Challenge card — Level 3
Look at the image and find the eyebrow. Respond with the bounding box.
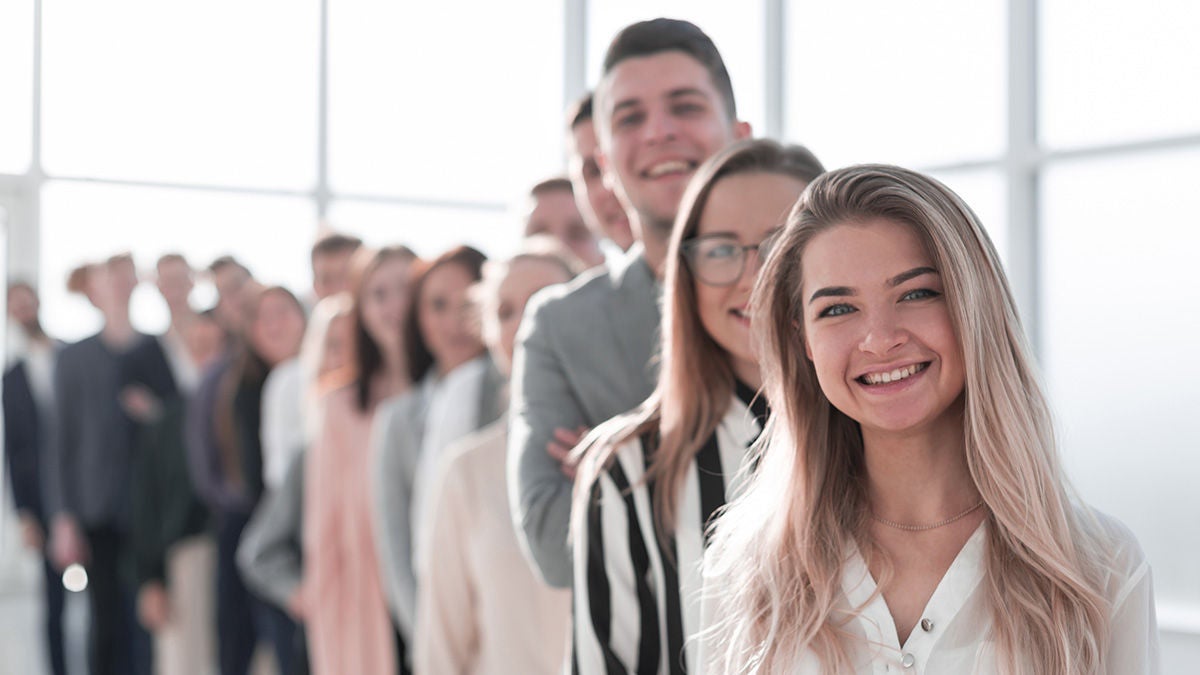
[807,267,939,305]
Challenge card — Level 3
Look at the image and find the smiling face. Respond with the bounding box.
[693,172,808,388]
[156,258,194,312]
[418,262,485,375]
[597,50,750,239]
[359,256,412,356]
[524,188,605,269]
[568,118,634,251]
[250,290,306,367]
[800,218,965,438]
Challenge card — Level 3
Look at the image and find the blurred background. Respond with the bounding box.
[0,0,1197,672]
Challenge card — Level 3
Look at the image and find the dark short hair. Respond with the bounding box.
[156,252,188,269]
[530,177,574,200]
[311,232,363,264]
[602,18,737,121]
[566,91,594,130]
[208,255,251,276]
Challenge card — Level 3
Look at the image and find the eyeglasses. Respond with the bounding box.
[680,230,781,287]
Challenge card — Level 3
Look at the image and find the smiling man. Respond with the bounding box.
[508,18,751,588]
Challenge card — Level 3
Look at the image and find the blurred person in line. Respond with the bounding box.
[309,231,363,305]
[238,293,355,675]
[700,165,1159,674]
[509,18,752,588]
[565,91,635,253]
[371,246,506,657]
[413,238,581,675]
[301,247,417,675]
[128,309,226,675]
[208,255,258,336]
[187,284,306,675]
[521,177,605,269]
[569,140,823,673]
[44,253,153,675]
[3,280,66,675]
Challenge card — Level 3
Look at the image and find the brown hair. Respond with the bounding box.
[404,246,487,383]
[347,246,419,412]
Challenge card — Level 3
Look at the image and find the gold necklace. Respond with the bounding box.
[871,501,985,532]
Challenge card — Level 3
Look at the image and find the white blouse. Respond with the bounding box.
[702,511,1159,674]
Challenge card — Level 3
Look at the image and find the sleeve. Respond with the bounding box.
[1106,559,1161,674]
[507,297,586,588]
[414,456,479,675]
[238,450,304,610]
[300,395,346,618]
[370,400,420,643]
[572,466,645,675]
[2,369,39,515]
[42,351,77,519]
[130,416,166,586]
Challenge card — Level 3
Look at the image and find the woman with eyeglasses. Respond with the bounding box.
[569,139,824,674]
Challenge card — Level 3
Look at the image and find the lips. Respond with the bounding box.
[642,159,697,179]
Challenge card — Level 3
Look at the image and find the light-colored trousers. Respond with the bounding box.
[155,535,217,675]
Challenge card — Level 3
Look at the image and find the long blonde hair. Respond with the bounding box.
[703,165,1112,674]
[571,139,824,542]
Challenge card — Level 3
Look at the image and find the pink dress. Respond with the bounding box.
[302,386,397,675]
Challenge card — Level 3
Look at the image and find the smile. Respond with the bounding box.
[857,362,929,386]
[643,159,695,178]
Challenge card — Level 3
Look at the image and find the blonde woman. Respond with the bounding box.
[414,239,581,675]
[701,165,1159,674]
[570,139,824,674]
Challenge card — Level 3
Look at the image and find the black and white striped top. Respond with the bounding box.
[572,384,767,674]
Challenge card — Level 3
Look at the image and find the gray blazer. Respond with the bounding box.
[506,246,661,588]
[236,450,304,610]
[371,356,507,644]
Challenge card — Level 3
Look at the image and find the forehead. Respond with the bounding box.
[423,262,474,293]
[531,189,577,214]
[802,218,931,286]
[697,172,807,238]
[602,50,719,112]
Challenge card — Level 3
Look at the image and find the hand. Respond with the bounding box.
[138,582,170,631]
[120,385,162,423]
[17,513,44,552]
[50,515,88,570]
[546,426,589,480]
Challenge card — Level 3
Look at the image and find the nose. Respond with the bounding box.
[859,307,908,356]
[641,106,679,145]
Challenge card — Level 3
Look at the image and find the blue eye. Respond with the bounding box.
[901,288,940,301]
[818,304,854,318]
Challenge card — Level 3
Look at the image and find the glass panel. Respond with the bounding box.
[329,0,563,204]
[785,0,1005,168]
[925,168,1008,271]
[41,0,319,189]
[0,0,33,174]
[585,1,766,134]
[1041,149,1200,612]
[1041,0,1200,148]
[40,181,315,341]
[327,200,517,261]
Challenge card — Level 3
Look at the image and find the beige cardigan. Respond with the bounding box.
[415,419,570,675]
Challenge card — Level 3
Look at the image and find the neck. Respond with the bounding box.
[862,405,978,524]
[633,213,673,279]
[437,351,483,378]
[732,361,762,391]
[168,307,197,335]
[101,307,136,347]
[379,342,408,385]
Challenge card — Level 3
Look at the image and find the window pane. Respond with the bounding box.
[327,200,517,261]
[0,0,33,174]
[329,1,563,204]
[785,0,1005,168]
[1041,149,1200,613]
[42,1,319,189]
[1041,0,1200,148]
[41,181,315,341]
[925,168,1008,270]
[585,1,766,134]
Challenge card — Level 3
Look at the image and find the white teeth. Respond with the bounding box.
[646,160,691,178]
[862,363,926,385]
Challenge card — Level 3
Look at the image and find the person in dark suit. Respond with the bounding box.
[3,281,66,675]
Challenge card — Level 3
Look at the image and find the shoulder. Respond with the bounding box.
[525,265,616,325]
[1076,506,1150,602]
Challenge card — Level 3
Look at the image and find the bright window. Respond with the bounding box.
[0,0,34,174]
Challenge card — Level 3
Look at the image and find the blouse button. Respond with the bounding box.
[920,618,934,632]
[901,652,915,669]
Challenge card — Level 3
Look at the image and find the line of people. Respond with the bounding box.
[5,16,1158,675]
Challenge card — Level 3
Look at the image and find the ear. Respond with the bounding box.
[734,120,752,141]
